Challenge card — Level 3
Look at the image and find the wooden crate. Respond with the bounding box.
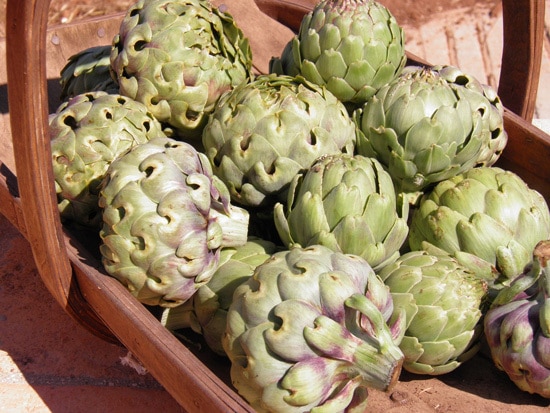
[0,0,549,411]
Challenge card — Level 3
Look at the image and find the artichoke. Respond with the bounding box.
[110,0,253,139]
[270,0,406,107]
[409,167,550,283]
[162,237,278,355]
[353,65,508,193]
[223,245,405,412]
[484,240,550,398]
[99,136,249,307]
[59,45,119,101]
[202,74,357,208]
[51,91,166,229]
[274,153,409,271]
[378,250,488,375]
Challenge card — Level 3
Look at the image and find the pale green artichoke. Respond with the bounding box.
[223,245,405,412]
[354,65,507,193]
[59,45,118,101]
[378,250,488,375]
[99,136,249,307]
[484,240,550,398]
[202,74,356,208]
[161,237,278,355]
[110,0,253,139]
[270,0,406,107]
[51,91,166,229]
[274,153,409,271]
[409,167,550,283]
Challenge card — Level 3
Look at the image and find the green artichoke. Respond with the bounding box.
[353,65,508,193]
[99,136,249,307]
[202,74,356,208]
[59,45,119,101]
[274,153,409,271]
[223,245,405,412]
[110,0,253,139]
[162,237,278,355]
[270,0,406,107]
[409,167,550,283]
[378,250,488,375]
[51,91,166,229]
[484,240,550,398]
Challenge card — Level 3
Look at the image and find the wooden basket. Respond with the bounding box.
[0,0,549,411]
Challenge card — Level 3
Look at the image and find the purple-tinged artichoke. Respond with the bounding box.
[99,136,249,307]
[222,245,405,412]
[484,240,550,398]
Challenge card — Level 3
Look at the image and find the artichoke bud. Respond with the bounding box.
[484,240,550,398]
[99,137,249,307]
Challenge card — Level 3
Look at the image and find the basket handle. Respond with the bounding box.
[6,0,117,342]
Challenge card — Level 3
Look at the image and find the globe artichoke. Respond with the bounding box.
[202,74,357,208]
[99,136,249,307]
[378,250,488,375]
[408,167,550,283]
[270,0,406,107]
[110,0,253,139]
[223,245,405,412]
[484,240,550,398]
[162,237,278,355]
[353,65,508,193]
[274,153,409,271]
[51,91,166,229]
[59,45,118,101]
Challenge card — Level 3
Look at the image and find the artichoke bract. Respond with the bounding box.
[162,237,278,356]
[202,74,357,208]
[110,0,253,139]
[223,245,405,412]
[409,167,550,283]
[378,250,488,375]
[270,0,406,107]
[484,240,550,398]
[274,153,409,271]
[59,45,119,101]
[99,136,249,307]
[51,91,166,229]
[354,65,507,193]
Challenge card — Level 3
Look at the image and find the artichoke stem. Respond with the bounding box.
[304,294,404,392]
[211,205,249,248]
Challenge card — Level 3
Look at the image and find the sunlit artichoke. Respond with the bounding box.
[59,45,118,101]
[110,0,253,139]
[484,240,550,398]
[202,74,356,208]
[378,250,488,375]
[51,91,166,229]
[162,237,278,355]
[270,0,406,107]
[99,136,249,307]
[353,65,507,193]
[223,245,405,412]
[274,153,409,271]
[409,167,550,283]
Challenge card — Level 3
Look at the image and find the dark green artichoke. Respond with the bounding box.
[99,136,249,307]
[274,153,409,271]
[484,240,550,398]
[110,0,253,139]
[270,0,406,107]
[354,65,507,193]
[50,91,166,229]
[202,74,356,208]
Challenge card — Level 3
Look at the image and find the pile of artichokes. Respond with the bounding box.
[49,0,550,410]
